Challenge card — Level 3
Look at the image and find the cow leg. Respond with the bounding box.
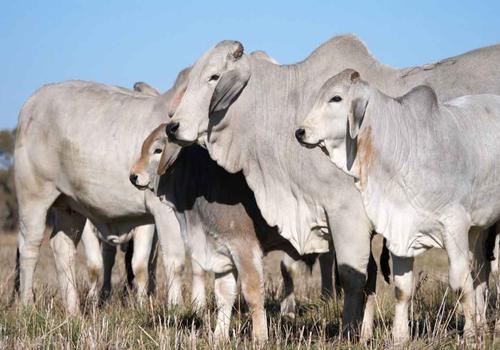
[49,208,85,315]
[100,241,117,301]
[147,232,158,296]
[442,214,477,337]
[232,244,268,342]
[319,251,335,298]
[469,230,489,328]
[361,248,378,343]
[328,210,372,339]
[280,252,300,318]
[492,232,500,332]
[151,206,185,306]
[124,240,135,291]
[213,270,237,340]
[131,224,155,305]
[16,186,59,306]
[191,258,206,311]
[80,221,103,301]
[391,254,414,344]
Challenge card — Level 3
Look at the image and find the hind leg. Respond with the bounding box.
[469,230,489,328]
[280,252,300,318]
[49,208,85,314]
[232,243,268,342]
[81,221,103,301]
[442,213,477,336]
[16,184,59,306]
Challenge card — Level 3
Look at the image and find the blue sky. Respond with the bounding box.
[1,0,499,129]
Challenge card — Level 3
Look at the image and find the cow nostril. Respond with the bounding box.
[295,128,306,141]
[129,174,138,184]
[166,122,180,137]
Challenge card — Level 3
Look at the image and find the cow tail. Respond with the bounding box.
[380,238,391,284]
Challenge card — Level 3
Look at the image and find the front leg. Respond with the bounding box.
[213,271,237,340]
[131,224,156,304]
[391,254,414,344]
[328,207,373,340]
[151,206,185,306]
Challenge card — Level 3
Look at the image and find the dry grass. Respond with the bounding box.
[0,232,499,349]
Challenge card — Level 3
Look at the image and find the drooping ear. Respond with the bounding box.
[347,97,368,139]
[345,96,368,171]
[345,118,358,171]
[209,58,251,113]
[157,141,182,175]
[168,85,187,117]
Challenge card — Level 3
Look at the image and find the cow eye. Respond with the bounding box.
[153,148,162,154]
[329,95,342,103]
[209,74,220,82]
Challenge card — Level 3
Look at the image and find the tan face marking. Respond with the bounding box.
[131,123,166,174]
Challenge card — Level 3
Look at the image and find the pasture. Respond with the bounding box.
[1,231,497,349]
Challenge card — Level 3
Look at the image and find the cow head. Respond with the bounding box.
[295,69,370,171]
[129,124,181,191]
[166,40,251,144]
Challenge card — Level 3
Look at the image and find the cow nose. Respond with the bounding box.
[295,128,305,142]
[129,174,138,185]
[166,122,179,138]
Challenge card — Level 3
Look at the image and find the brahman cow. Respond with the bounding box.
[14,68,207,314]
[296,68,500,339]
[130,124,329,341]
[164,35,500,340]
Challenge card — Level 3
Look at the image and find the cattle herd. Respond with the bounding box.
[12,34,500,344]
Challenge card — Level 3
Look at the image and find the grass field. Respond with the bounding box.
[0,231,498,349]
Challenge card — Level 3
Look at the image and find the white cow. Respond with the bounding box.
[14,68,207,314]
[296,68,500,341]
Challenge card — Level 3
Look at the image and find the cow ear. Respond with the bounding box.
[157,141,182,175]
[345,97,368,171]
[345,119,358,171]
[347,97,368,139]
[209,60,251,113]
[168,84,187,118]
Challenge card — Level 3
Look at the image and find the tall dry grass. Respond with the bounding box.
[0,233,498,349]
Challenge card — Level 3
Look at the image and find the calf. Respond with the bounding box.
[296,68,500,341]
[130,124,315,342]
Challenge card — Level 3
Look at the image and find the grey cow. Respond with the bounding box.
[14,68,208,313]
[164,35,500,340]
[296,68,500,340]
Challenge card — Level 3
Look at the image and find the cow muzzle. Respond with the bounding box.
[166,122,179,138]
[129,172,150,190]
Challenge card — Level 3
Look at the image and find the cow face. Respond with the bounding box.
[166,40,251,144]
[296,69,369,170]
[130,124,168,191]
